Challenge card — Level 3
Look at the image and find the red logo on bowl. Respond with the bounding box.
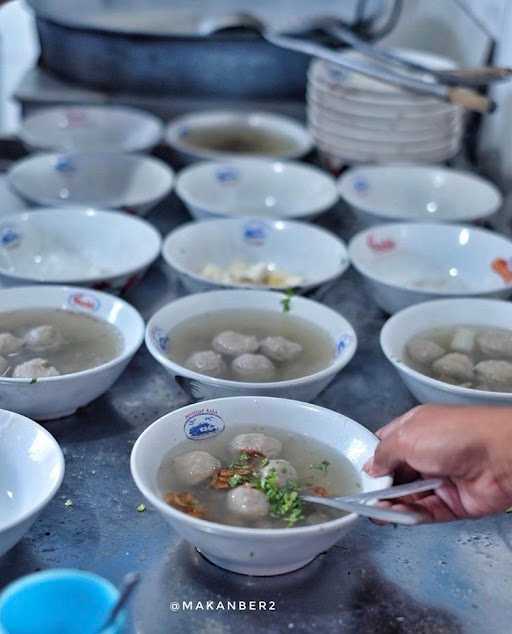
[492,257,512,284]
[367,234,396,253]
[68,292,100,312]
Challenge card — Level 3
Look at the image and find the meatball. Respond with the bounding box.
[185,350,227,378]
[212,331,259,357]
[230,433,282,458]
[406,337,445,366]
[432,353,474,384]
[231,354,275,381]
[24,325,63,352]
[260,459,298,487]
[0,355,7,375]
[13,358,60,379]
[227,485,269,519]
[172,451,221,486]
[475,360,512,391]
[259,336,303,363]
[0,332,23,356]
[450,328,476,354]
[477,329,512,358]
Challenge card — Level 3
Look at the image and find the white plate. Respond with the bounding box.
[339,165,502,226]
[0,208,161,292]
[18,105,163,153]
[8,152,174,217]
[0,409,64,556]
[381,298,512,405]
[162,218,349,293]
[165,110,312,163]
[349,223,512,314]
[175,158,338,221]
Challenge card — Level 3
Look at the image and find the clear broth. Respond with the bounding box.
[166,309,335,382]
[0,308,123,377]
[182,125,298,156]
[158,425,362,529]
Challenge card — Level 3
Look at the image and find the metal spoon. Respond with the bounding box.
[201,12,494,113]
[97,572,140,633]
[301,478,443,526]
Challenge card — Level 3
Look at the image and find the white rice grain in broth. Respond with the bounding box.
[158,425,362,529]
[166,309,334,382]
[0,309,123,377]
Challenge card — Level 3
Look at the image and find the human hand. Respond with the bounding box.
[364,404,512,523]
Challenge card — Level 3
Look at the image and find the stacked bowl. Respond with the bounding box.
[307,49,464,170]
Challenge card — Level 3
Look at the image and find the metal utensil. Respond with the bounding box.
[301,478,443,526]
[97,572,140,633]
[202,12,495,113]
[324,21,512,87]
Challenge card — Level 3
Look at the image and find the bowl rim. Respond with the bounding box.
[0,208,162,284]
[0,285,145,384]
[348,222,512,296]
[174,158,339,218]
[165,110,313,161]
[161,217,349,291]
[380,297,512,400]
[7,152,175,209]
[18,104,164,153]
[0,409,65,535]
[338,165,502,222]
[130,396,391,538]
[145,289,358,389]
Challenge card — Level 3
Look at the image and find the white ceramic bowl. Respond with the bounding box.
[339,165,502,226]
[0,409,64,556]
[0,286,144,420]
[175,159,338,221]
[348,223,512,314]
[131,396,390,576]
[0,208,161,293]
[18,105,163,153]
[8,153,174,216]
[146,289,357,401]
[162,218,349,293]
[165,110,312,163]
[381,298,512,405]
[0,176,28,217]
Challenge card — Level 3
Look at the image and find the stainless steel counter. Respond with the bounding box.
[0,173,511,634]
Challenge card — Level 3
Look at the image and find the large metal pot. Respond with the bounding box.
[27,0,394,99]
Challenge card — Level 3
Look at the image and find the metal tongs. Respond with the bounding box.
[202,12,505,114]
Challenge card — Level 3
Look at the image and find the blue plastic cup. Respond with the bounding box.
[0,569,126,634]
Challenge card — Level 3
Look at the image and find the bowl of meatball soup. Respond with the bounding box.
[381,298,512,405]
[130,396,391,575]
[145,289,357,401]
[0,286,144,419]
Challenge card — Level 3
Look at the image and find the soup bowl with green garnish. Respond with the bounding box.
[131,396,390,576]
[145,289,357,402]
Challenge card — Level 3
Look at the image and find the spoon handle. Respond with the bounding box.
[301,495,422,525]
[341,478,443,504]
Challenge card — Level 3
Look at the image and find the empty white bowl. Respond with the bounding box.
[0,286,144,420]
[175,159,338,221]
[0,409,64,556]
[381,298,512,405]
[348,223,512,314]
[146,289,357,402]
[0,208,161,293]
[131,396,390,576]
[162,218,349,293]
[165,110,312,163]
[0,176,28,217]
[8,153,174,217]
[339,165,502,226]
[18,105,163,153]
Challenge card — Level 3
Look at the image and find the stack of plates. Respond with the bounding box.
[307,49,465,169]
